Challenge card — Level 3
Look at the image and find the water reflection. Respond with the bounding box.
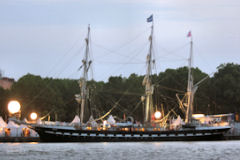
[0,141,239,160]
[29,142,38,144]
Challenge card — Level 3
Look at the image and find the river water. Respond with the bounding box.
[0,141,239,160]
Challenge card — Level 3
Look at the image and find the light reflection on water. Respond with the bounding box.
[0,141,240,160]
[28,142,38,145]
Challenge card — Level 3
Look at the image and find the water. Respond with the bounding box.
[0,141,240,160]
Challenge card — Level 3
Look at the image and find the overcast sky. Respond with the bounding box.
[0,0,239,81]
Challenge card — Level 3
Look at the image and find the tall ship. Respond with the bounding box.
[17,15,231,142]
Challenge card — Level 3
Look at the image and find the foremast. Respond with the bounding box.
[143,15,154,125]
[77,25,92,124]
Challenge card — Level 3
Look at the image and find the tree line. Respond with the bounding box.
[0,63,239,122]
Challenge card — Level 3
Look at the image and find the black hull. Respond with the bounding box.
[38,132,225,142]
[33,126,230,142]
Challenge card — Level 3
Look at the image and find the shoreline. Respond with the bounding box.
[0,136,240,143]
[0,137,40,143]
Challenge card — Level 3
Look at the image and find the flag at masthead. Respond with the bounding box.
[147,14,153,23]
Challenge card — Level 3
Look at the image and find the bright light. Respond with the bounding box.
[192,114,205,119]
[103,120,107,128]
[30,112,38,120]
[154,111,161,119]
[8,100,21,114]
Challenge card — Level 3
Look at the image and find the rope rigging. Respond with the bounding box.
[24,23,214,125]
[92,26,149,61]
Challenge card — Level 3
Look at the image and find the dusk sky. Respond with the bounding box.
[0,0,239,81]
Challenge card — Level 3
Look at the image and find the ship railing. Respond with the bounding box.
[197,122,230,127]
[40,121,73,126]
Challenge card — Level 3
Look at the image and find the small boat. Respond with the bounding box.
[23,16,231,142]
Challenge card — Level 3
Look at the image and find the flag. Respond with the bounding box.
[147,14,153,22]
[187,31,192,37]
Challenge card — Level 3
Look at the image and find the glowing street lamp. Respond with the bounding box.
[154,111,161,119]
[8,100,21,119]
[8,100,21,114]
[30,112,38,120]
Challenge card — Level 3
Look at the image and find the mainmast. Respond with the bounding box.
[143,15,154,124]
[78,25,92,124]
[185,32,194,124]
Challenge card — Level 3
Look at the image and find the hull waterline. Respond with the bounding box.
[33,126,231,142]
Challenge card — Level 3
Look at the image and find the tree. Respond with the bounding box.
[1,63,239,122]
[210,63,240,113]
[0,87,9,120]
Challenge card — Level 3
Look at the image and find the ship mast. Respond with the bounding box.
[79,25,92,124]
[143,15,154,125]
[185,33,194,124]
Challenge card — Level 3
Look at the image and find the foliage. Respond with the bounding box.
[0,63,239,122]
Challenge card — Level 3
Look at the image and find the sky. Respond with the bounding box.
[0,0,239,81]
